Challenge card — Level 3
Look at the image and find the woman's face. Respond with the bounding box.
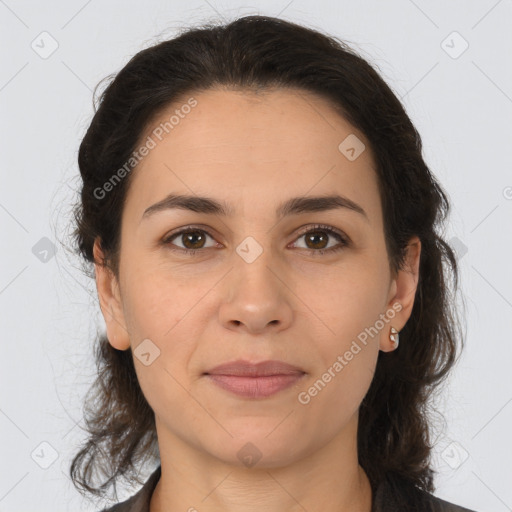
[95,87,420,468]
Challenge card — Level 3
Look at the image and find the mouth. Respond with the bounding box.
[203,359,306,399]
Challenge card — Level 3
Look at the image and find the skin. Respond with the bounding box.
[94,87,421,512]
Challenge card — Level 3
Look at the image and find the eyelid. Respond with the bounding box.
[288,223,350,252]
[293,223,348,242]
[162,224,219,246]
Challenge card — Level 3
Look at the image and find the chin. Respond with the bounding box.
[205,427,308,469]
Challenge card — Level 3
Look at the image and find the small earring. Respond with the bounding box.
[389,326,399,349]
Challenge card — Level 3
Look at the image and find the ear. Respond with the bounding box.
[93,237,131,351]
[380,236,421,353]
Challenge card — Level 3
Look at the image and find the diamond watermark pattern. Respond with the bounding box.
[338,134,366,161]
[441,441,469,469]
[30,441,59,469]
[448,236,468,260]
[32,237,57,263]
[441,31,469,59]
[237,442,263,468]
[236,236,263,263]
[134,338,161,366]
[30,31,59,59]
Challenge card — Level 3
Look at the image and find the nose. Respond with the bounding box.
[218,252,294,335]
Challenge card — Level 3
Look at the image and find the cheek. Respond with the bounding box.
[296,257,389,345]
[296,269,382,423]
[121,264,209,383]
[295,255,388,415]
[294,335,378,448]
[121,262,198,340]
[124,269,204,419]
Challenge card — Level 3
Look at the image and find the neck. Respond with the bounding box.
[149,416,372,512]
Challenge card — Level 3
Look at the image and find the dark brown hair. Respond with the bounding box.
[69,14,463,502]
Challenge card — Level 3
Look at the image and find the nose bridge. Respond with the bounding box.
[218,232,293,332]
[232,233,280,300]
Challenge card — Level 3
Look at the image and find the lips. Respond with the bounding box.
[204,359,305,377]
[203,360,306,399]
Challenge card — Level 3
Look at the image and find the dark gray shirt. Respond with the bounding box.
[100,466,477,512]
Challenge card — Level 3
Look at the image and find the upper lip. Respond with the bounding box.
[204,359,305,377]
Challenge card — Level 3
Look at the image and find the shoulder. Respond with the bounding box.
[98,466,161,512]
[373,472,478,512]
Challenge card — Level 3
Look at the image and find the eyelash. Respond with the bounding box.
[162,224,350,257]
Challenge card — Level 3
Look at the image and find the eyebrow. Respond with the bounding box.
[141,193,369,222]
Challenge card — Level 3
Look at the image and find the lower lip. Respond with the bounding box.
[205,373,305,399]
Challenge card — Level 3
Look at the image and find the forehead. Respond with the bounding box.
[124,87,381,225]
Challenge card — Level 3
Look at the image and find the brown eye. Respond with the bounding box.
[291,224,349,255]
[163,228,217,253]
[303,230,329,250]
[180,230,208,249]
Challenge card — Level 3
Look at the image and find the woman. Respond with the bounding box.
[69,14,476,512]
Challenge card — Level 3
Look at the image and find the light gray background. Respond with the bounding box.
[1,1,511,511]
